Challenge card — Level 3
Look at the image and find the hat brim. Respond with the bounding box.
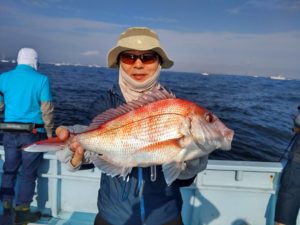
[107,46,174,69]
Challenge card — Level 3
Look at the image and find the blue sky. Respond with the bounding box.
[0,0,300,78]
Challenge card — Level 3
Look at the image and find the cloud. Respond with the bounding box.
[0,3,123,33]
[253,0,300,11]
[21,0,63,7]
[134,16,177,24]
[1,2,300,78]
[157,29,300,77]
[0,3,125,63]
[82,50,100,56]
[228,0,300,14]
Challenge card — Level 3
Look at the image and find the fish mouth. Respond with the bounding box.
[220,129,234,150]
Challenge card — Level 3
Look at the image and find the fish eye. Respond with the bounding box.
[204,112,214,123]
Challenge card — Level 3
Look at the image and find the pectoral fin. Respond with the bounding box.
[92,155,132,178]
[162,162,186,186]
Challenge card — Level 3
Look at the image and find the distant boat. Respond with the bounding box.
[54,62,70,66]
[201,72,209,76]
[88,64,101,68]
[0,59,9,63]
[270,75,286,80]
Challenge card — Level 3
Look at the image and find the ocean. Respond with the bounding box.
[0,62,299,162]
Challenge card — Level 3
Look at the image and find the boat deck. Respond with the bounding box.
[0,211,95,225]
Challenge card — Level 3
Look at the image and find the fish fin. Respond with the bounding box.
[162,162,186,186]
[23,137,65,152]
[92,155,132,178]
[87,87,175,130]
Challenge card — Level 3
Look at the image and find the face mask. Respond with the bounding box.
[119,65,161,102]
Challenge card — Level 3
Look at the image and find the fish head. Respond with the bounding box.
[190,111,234,153]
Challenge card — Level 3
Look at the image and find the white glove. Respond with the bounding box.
[55,124,96,171]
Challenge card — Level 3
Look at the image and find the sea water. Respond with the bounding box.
[0,62,299,162]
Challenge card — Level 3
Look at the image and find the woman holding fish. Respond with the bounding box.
[52,27,233,225]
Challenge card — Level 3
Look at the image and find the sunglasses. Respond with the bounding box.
[119,52,158,65]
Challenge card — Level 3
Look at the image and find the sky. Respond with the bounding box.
[0,0,300,79]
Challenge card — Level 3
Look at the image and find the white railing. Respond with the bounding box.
[0,147,285,225]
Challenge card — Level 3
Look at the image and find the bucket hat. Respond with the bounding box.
[107,27,173,68]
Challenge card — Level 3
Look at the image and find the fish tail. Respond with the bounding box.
[23,137,66,152]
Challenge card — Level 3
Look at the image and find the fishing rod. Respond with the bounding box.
[279,133,297,162]
[279,107,300,162]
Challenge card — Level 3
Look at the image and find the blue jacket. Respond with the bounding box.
[85,85,196,225]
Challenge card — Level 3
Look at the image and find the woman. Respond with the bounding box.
[56,27,208,225]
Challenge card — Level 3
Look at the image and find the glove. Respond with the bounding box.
[177,155,208,180]
[56,124,95,171]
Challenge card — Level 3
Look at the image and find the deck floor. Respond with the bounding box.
[0,211,96,225]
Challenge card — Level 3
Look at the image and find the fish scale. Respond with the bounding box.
[78,113,186,158]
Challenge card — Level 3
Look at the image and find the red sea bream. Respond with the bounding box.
[25,88,234,184]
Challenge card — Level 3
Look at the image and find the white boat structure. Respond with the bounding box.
[270,75,286,80]
[201,72,209,76]
[0,147,300,225]
[54,62,71,67]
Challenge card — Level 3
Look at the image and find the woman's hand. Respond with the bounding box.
[56,126,85,167]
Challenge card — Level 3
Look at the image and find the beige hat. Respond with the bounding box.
[107,27,174,68]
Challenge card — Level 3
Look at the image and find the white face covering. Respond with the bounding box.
[119,65,161,102]
[17,48,38,70]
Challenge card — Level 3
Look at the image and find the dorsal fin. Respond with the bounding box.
[87,87,175,130]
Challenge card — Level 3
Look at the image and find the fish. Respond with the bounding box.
[24,88,234,185]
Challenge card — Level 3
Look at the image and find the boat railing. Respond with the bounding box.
[0,146,290,225]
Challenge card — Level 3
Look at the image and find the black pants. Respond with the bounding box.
[94,213,183,225]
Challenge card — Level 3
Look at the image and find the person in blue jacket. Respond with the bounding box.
[275,106,300,225]
[56,27,208,225]
[0,48,54,224]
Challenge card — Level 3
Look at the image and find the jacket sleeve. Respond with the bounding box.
[41,101,54,137]
[0,93,4,119]
[0,100,4,115]
[0,102,4,121]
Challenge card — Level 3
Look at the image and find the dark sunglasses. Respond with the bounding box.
[119,52,158,65]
